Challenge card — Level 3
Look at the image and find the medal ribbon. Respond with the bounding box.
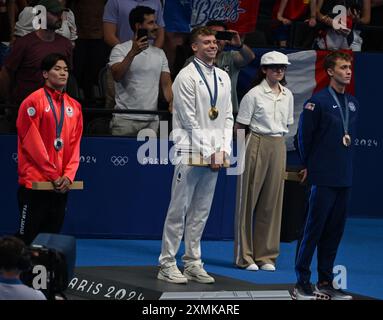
[328,86,349,135]
[45,89,65,140]
[193,59,218,109]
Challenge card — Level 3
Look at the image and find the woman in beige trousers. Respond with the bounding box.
[234,51,294,272]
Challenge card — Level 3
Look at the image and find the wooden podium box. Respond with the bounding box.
[32,181,84,190]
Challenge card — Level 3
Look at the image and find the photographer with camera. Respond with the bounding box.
[314,0,371,51]
[0,236,46,300]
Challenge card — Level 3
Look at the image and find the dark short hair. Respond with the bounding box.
[190,26,216,44]
[41,53,69,72]
[324,51,353,71]
[129,6,156,33]
[206,20,227,30]
[0,236,28,272]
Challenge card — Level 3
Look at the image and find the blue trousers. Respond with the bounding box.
[295,185,351,284]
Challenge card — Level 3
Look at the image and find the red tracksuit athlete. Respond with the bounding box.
[17,86,82,188]
[16,53,83,244]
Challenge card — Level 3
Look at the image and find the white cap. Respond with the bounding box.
[260,51,290,65]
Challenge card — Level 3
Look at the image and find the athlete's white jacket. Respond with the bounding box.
[171,58,234,159]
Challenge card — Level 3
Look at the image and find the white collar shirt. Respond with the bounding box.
[237,79,294,136]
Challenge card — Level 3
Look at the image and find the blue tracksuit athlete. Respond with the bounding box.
[295,86,359,285]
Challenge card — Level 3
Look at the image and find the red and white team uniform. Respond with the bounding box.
[17,86,83,188]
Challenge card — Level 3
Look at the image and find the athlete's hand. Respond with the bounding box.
[209,151,226,171]
[54,176,71,193]
[299,169,307,184]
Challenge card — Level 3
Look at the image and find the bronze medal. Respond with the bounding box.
[208,107,219,120]
[343,134,351,147]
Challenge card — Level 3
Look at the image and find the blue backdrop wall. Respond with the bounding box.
[1,50,382,239]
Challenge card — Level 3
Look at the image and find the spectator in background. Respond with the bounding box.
[14,0,77,45]
[0,0,27,65]
[0,0,73,105]
[315,0,371,51]
[163,32,190,79]
[0,0,15,67]
[272,0,317,48]
[0,0,25,132]
[109,6,172,137]
[184,20,255,113]
[0,236,46,300]
[72,0,109,101]
[57,0,76,43]
[103,0,165,48]
[103,0,165,109]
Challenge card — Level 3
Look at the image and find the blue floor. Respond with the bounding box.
[76,218,383,300]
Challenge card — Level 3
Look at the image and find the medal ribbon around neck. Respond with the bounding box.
[328,86,350,146]
[44,89,65,148]
[193,59,218,120]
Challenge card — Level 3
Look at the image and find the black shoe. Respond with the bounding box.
[314,283,353,300]
[291,283,317,300]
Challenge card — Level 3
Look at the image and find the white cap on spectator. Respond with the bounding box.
[260,51,290,65]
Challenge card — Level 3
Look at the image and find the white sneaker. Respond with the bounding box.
[184,263,215,284]
[245,264,259,271]
[260,263,276,271]
[157,265,188,284]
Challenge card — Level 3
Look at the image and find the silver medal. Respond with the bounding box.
[54,138,64,151]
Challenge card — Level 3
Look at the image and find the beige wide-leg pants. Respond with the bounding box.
[234,132,286,268]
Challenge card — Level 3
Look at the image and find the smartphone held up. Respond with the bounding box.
[215,31,235,41]
[137,28,148,40]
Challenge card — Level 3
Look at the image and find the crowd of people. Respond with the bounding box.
[0,0,364,301]
[0,0,381,134]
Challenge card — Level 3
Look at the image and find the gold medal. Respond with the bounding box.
[208,107,219,120]
[343,134,351,147]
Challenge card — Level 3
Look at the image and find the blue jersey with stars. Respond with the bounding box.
[297,87,359,187]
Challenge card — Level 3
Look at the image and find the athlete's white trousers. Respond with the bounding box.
[159,163,218,267]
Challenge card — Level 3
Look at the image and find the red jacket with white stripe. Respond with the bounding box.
[16,86,83,188]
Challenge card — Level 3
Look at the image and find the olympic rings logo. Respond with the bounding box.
[12,153,18,163]
[111,156,129,166]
